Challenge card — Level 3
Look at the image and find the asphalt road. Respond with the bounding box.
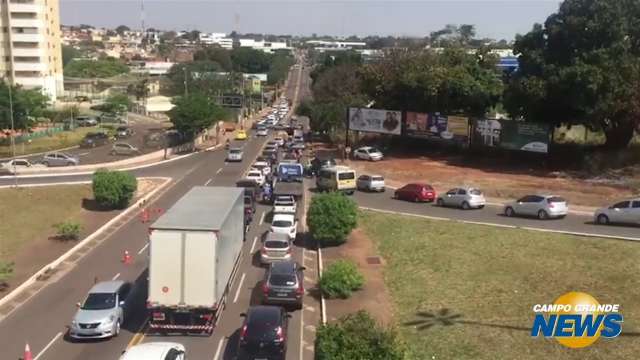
[0,61,317,360]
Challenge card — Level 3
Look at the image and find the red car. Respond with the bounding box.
[394,183,436,202]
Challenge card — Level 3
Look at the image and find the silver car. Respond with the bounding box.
[594,198,640,225]
[110,143,140,156]
[42,152,79,167]
[356,174,385,192]
[437,187,486,209]
[260,232,292,264]
[69,281,132,339]
[353,146,383,161]
[226,148,243,162]
[504,195,568,220]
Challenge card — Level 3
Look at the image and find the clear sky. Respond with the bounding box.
[61,1,561,40]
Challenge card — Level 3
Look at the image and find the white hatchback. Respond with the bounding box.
[246,169,265,186]
[594,198,640,225]
[119,342,185,360]
[271,213,298,241]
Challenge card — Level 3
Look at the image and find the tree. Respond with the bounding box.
[267,53,295,85]
[307,192,358,246]
[230,48,272,73]
[505,0,640,148]
[92,170,138,209]
[194,46,233,71]
[128,79,150,101]
[360,48,502,116]
[315,311,405,360]
[64,58,130,78]
[115,25,130,35]
[62,45,82,67]
[168,93,227,135]
[0,83,49,130]
[166,61,232,96]
[102,93,131,113]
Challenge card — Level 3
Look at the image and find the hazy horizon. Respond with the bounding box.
[61,1,561,40]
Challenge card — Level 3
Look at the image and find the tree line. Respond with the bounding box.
[300,0,640,149]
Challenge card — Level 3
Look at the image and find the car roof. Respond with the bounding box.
[247,305,282,325]
[265,231,290,242]
[247,170,262,175]
[89,280,125,294]
[273,213,294,221]
[121,342,184,359]
[270,260,297,274]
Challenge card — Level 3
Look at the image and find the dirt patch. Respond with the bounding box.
[345,157,635,209]
[322,228,394,326]
[0,178,164,299]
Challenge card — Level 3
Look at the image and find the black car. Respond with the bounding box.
[115,126,134,138]
[262,148,278,162]
[237,179,261,201]
[238,306,289,360]
[80,132,110,148]
[262,261,305,310]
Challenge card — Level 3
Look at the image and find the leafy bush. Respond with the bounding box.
[307,192,357,246]
[0,261,14,284]
[53,221,82,240]
[92,170,138,209]
[319,260,364,299]
[315,310,405,360]
[64,58,129,78]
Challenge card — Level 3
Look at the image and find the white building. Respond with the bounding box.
[199,32,233,49]
[0,0,64,102]
[306,40,367,50]
[239,39,290,53]
[131,61,175,76]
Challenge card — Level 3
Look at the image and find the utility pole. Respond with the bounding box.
[183,66,188,97]
[8,82,17,187]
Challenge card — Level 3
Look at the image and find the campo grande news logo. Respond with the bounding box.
[530,292,623,348]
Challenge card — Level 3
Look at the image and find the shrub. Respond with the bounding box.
[0,261,14,284]
[307,192,357,246]
[92,169,138,209]
[319,260,364,299]
[315,310,405,360]
[53,220,82,240]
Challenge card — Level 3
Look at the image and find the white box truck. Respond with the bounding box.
[147,186,244,335]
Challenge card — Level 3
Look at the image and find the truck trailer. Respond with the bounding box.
[147,186,244,335]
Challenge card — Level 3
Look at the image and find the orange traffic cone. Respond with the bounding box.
[122,250,132,264]
[24,343,33,360]
[140,209,149,223]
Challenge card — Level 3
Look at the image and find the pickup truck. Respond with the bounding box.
[273,195,297,214]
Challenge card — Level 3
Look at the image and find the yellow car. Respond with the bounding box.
[235,129,248,140]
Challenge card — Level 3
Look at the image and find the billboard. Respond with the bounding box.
[348,108,402,135]
[405,112,469,143]
[473,119,550,153]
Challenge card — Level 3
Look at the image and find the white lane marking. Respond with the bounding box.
[204,178,213,186]
[259,212,265,225]
[78,152,90,156]
[34,332,62,360]
[138,242,149,255]
[216,167,223,174]
[112,273,120,280]
[250,236,258,254]
[213,338,225,360]
[233,273,246,303]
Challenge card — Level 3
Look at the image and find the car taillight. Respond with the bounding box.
[296,284,304,295]
[262,282,270,294]
[287,248,292,255]
[547,199,555,208]
[261,247,267,254]
[275,326,285,342]
[240,324,248,341]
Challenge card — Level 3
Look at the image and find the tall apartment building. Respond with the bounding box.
[0,0,63,102]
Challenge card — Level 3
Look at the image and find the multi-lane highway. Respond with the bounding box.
[0,60,318,360]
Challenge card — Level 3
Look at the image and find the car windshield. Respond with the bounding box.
[338,172,355,180]
[253,164,265,169]
[371,176,384,181]
[265,241,289,249]
[276,199,294,206]
[548,196,566,203]
[82,292,116,310]
[470,189,483,195]
[269,274,297,286]
[116,127,127,132]
[230,149,241,154]
[369,148,381,153]
[248,172,261,177]
[273,220,293,227]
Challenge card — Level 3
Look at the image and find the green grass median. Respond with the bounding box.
[0,127,99,158]
[358,210,640,359]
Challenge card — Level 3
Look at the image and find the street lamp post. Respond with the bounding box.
[7,83,17,188]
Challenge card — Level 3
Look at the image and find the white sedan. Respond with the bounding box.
[353,146,384,161]
[594,198,640,225]
[252,161,271,176]
[271,213,298,240]
[246,169,265,186]
[119,342,185,360]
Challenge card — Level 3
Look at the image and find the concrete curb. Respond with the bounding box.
[0,177,173,308]
[358,206,640,242]
[0,145,79,162]
[382,185,596,216]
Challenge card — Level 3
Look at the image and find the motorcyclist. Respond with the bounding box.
[225,138,230,150]
[263,182,272,203]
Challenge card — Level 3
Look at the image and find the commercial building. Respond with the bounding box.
[199,32,233,49]
[238,38,290,53]
[0,0,64,101]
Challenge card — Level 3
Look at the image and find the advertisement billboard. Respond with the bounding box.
[348,108,402,135]
[405,112,469,143]
[473,119,550,153]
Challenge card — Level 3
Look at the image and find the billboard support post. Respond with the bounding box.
[345,107,350,148]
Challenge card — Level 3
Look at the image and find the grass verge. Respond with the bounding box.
[358,210,640,360]
[0,185,92,260]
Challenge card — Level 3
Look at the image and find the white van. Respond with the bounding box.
[316,166,357,195]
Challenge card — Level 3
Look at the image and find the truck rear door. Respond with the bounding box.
[183,231,217,307]
[149,230,183,306]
